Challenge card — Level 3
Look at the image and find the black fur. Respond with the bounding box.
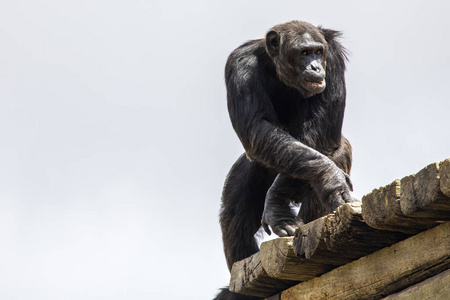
[215,21,352,300]
[214,288,262,300]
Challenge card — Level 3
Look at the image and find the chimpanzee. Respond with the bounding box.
[215,21,353,300]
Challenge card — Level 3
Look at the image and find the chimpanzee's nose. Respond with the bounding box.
[311,62,320,72]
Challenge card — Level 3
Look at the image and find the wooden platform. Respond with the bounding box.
[228,159,450,299]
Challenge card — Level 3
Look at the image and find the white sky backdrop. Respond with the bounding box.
[1,1,449,299]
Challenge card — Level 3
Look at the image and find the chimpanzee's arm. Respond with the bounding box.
[242,114,350,197]
[227,88,351,206]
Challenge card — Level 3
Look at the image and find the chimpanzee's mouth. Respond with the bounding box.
[304,79,326,93]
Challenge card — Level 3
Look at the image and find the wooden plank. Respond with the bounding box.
[439,159,450,197]
[362,160,450,234]
[230,159,450,298]
[260,222,336,282]
[230,203,407,297]
[361,179,401,229]
[381,268,450,300]
[361,179,433,233]
[261,202,407,281]
[400,162,450,218]
[229,251,297,298]
[320,202,407,258]
[280,222,450,300]
[263,202,406,281]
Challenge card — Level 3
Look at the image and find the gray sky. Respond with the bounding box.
[1,1,449,299]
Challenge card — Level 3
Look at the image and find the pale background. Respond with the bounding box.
[1,1,449,299]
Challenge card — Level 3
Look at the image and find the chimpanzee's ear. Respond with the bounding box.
[265,30,280,57]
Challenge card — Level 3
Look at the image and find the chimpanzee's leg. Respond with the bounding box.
[296,194,326,225]
[220,154,276,271]
[330,135,352,175]
[261,174,311,236]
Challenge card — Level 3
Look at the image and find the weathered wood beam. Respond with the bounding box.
[229,251,297,298]
[362,160,450,234]
[280,221,450,300]
[440,159,450,197]
[381,268,450,300]
[230,159,449,298]
[230,202,407,297]
[261,220,335,282]
[262,202,407,281]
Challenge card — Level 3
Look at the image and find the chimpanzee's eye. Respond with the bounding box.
[316,49,322,55]
[301,50,308,55]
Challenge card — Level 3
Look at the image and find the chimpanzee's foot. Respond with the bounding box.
[261,202,300,237]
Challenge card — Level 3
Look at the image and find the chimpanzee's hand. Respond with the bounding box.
[315,165,353,214]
